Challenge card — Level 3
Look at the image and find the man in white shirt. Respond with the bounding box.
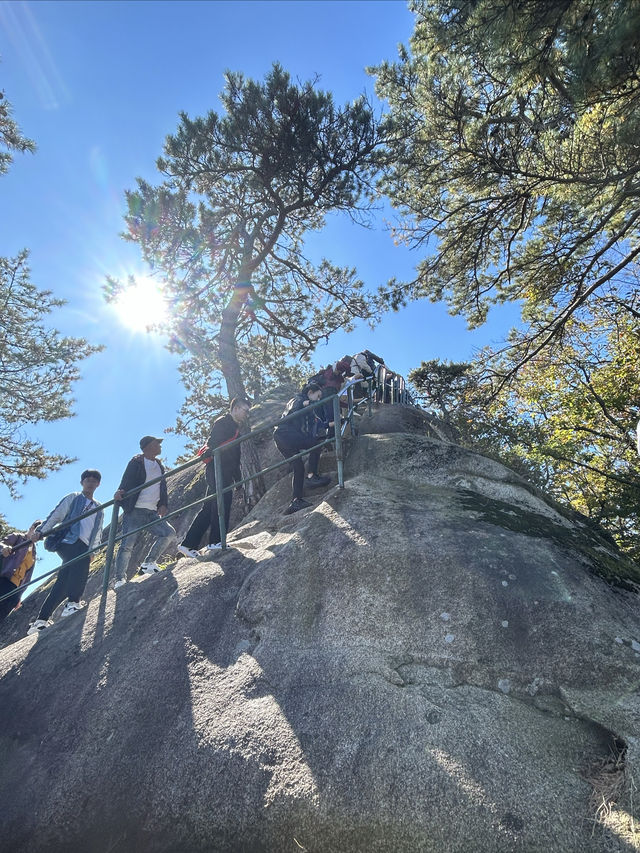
[112,436,176,587]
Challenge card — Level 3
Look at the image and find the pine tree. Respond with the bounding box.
[109,64,386,402]
[0,89,101,498]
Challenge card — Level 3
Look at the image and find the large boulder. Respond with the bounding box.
[0,404,638,852]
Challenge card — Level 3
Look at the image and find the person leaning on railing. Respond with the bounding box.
[348,350,385,400]
[0,520,42,624]
[177,397,251,558]
[273,383,331,516]
[305,357,353,432]
[27,469,104,636]
[111,435,177,588]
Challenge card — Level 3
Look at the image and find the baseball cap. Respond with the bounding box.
[140,435,163,450]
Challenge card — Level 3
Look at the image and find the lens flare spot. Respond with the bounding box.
[112,278,168,333]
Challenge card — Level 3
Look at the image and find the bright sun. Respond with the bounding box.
[113,278,168,332]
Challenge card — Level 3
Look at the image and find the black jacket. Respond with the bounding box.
[274,395,320,443]
[118,454,168,514]
[205,413,242,487]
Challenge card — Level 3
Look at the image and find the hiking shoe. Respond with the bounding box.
[177,545,200,559]
[138,562,161,575]
[200,543,222,554]
[27,619,52,636]
[113,579,127,589]
[61,600,85,617]
[306,474,330,488]
[284,498,312,515]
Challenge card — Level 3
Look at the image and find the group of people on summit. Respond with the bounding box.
[0,350,384,637]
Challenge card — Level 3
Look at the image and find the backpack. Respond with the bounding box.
[351,351,377,377]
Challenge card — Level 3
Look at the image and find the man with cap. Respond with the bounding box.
[112,435,176,587]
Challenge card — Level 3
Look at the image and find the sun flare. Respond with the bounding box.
[112,278,168,332]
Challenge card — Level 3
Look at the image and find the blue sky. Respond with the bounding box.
[0,0,520,586]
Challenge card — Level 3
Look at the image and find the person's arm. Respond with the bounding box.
[38,494,75,535]
[114,458,138,502]
[1,533,19,556]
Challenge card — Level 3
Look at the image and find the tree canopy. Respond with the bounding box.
[0,89,101,500]
[376,0,640,386]
[0,88,35,177]
[110,63,387,419]
[410,316,640,560]
[381,1,640,556]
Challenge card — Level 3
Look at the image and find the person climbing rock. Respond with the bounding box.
[27,469,104,635]
[112,435,176,586]
[177,397,251,557]
[273,383,331,515]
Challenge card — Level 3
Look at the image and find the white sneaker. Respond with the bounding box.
[113,579,126,589]
[61,600,85,617]
[138,562,161,575]
[199,543,223,554]
[27,619,52,636]
[177,545,200,559]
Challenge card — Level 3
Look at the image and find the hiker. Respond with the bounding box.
[273,383,331,516]
[349,349,385,381]
[177,397,251,558]
[305,357,354,430]
[349,350,385,396]
[112,435,177,587]
[0,520,42,623]
[27,469,104,636]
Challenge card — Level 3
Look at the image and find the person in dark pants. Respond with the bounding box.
[273,383,331,516]
[177,398,251,558]
[112,435,176,587]
[0,521,42,623]
[27,469,104,636]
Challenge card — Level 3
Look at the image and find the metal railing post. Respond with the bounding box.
[213,449,227,549]
[333,394,344,489]
[367,375,373,418]
[347,383,354,435]
[102,502,120,595]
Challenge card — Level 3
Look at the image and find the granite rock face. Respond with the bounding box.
[0,404,638,852]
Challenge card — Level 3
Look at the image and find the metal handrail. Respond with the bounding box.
[0,364,414,608]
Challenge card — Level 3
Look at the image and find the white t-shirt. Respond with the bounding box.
[135,458,162,511]
[78,498,98,545]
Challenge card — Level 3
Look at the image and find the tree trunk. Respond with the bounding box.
[219,289,246,400]
[240,437,266,511]
[219,276,267,507]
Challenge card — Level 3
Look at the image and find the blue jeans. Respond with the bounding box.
[114,508,176,581]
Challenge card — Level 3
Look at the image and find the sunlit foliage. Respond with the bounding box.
[110,63,387,415]
[0,90,101,499]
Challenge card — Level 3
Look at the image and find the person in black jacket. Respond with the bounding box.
[177,398,251,558]
[112,436,176,586]
[273,383,331,515]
